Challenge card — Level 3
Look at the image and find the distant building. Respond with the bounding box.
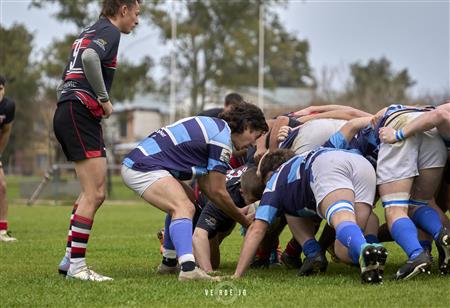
[105,93,170,162]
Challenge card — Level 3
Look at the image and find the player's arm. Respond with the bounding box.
[293,104,365,117]
[379,107,450,144]
[81,49,113,117]
[297,107,372,123]
[253,119,275,162]
[338,116,372,143]
[233,219,268,278]
[0,122,13,155]
[198,171,251,228]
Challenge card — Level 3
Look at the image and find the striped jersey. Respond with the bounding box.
[123,116,233,180]
[58,18,120,118]
[255,148,343,225]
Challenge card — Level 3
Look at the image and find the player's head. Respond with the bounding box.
[100,0,141,34]
[240,167,265,203]
[0,75,6,101]
[258,149,295,184]
[219,102,268,150]
[224,93,244,112]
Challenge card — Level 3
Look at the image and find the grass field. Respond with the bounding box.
[2,202,450,307]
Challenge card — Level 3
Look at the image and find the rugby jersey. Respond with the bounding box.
[255,148,346,225]
[123,116,233,180]
[58,18,120,118]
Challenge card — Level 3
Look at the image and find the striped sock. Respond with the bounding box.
[0,220,7,231]
[70,214,93,272]
[64,203,78,259]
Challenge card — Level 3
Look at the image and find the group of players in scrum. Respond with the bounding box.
[120,95,450,284]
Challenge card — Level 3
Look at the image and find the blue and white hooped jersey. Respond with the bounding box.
[255,147,344,225]
[323,126,379,168]
[123,116,233,180]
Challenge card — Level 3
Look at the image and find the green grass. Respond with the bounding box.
[1,203,450,307]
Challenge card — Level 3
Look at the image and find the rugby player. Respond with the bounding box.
[121,102,268,281]
[0,75,16,242]
[54,0,141,281]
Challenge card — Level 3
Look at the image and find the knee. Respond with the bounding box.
[193,228,208,242]
[170,201,195,219]
[86,189,106,207]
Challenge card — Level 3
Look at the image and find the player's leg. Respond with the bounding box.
[58,194,82,275]
[139,175,218,281]
[193,228,214,272]
[66,157,112,281]
[0,165,16,242]
[364,211,380,244]
[285,214,327,276]
[409,167,450,275]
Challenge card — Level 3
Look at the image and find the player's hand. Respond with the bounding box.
[100,100,114,119]
[370,114,381,128]
[277,125,291,142]
[239,205,250,215]
[379,127,398,144]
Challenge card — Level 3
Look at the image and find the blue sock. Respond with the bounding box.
[169,218,194,260]
[419,240,432,253]
[163,214,175,251]
[302,239,321,259]
[412,206,442,240]
[336,221,367,264]
[365,234,379,244]
[391,217,423,260]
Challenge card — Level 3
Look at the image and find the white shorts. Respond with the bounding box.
[376,112,447,185]
[292,119,346,155]
[121,165,172,196]
[310,151,376,218]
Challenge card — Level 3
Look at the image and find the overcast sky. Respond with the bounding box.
[1,0,449,97]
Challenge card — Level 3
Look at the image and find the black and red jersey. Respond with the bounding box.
[58,18,120,118]
[0,96,15,129]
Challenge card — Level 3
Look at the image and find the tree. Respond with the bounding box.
[147,0,313,114]
[0,24,41,172]
[343,57,415,113]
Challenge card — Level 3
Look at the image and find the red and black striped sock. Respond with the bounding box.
[64,203,78,258]
[0,220,7,231]
[70,214,93,272]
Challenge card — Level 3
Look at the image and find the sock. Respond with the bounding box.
[302,239,322,259]
[336,221,367,264]
[365,234,379,244]
[411,206,443,240]
[0,220,7,231]
[284,237,302,258]
[169,218,195,271]
[70,214,93,273]
[419,240,432,253]
[163,214,175,250]
[391,217,423,260]
[64,203,78,260]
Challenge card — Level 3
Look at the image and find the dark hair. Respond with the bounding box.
[259,149,295,183]
[224,93,243,107]
[241,167,265,200]
[100,0,141,18]
[219,102,268,134]
[0,75,6,86]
